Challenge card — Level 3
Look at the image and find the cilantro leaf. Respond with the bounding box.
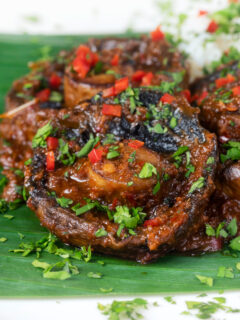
[32,122,53,148]
[139,163,157,179]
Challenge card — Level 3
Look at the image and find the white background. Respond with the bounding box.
[0,0,240,319]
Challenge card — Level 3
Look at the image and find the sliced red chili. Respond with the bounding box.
[72,56,90,79]
[232,86,240,96]
[102,86,115,98]
[198,10,208,16]
[114,77,129,95]
[88,148,103,164]
[49,74,61,89]
[151,26,165,41]
[160,93,175,104]
[206,20,218,33]
[46,151,55,171]
[132,70,146,82]
[102,104,122,117]
[111,54,119,66]
[215,74,236,88]
[197,91,208,105]
[36,88,51,102]
[143,218,161,227]
[141,72,153,86]
[47,137,59,151]
[181,89,191,103]
[128,140,144,149]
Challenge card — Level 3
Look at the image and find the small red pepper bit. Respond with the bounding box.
[160,93,175,104]
[151,26,165,41]
[215,74,236,88]
[114,77,129,95]
[102,86,115,98]
[72,56,90,79]
[232,86,240,96]
[49,74,61,89]
[73,45,99,78]
[47,137,59,151]
[111,54,119,66]
[206,20,218,33]
[128,140,144,149]
[88,148,103,164]
[198,10,208,16]
[181,89,191,103]
[36,88,51,102]
[102,104,122,117]
[143,218,161,227]
[132,70,146,82]
[197,91,208,105]
[46,151,55,171]
[141,72,153,86]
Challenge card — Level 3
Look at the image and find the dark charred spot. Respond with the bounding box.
[40,101,63,109]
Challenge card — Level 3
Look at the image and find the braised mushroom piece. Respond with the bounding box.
[24,87,217,263]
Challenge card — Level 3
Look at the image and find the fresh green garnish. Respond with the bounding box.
[206,157,215,165]
[164,296,176,304]
[32,122,53,148]
[220,141,240,163]
[150,123,168,134]
[98,298,148,320]
[169,117,177,129]
[87,272,102,279]
[153,180,161,195]
[196,275,213,287]
[72,202,96,216]
[107,146,120,159]
[58,138,75,166]
[50,91,62,102]
[0,237,7,243]
[229,236,240,251]
[95,228,108,238]
[99,288,113,293]
[188,177,205,194]
[102,134,116,145]
[24,158,32,166]
[128,151,136,163]
[113,206,146,234]
[56,197,73,208]
[139,163,157,179]
[76,134,99,158]
[217,266,234,279]
[32,258,79,280]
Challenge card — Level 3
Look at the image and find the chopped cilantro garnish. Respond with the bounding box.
[95,228,108,237]
[128,151,136,163]
[188,177,205,194]
[76,134,99,158]
[113,206,146,232]
[102,134,116,145]
[0,237,7,243]
[206,157,215,165]
[58,139,75,166]
[220,141,240,163]
[50,91,62,102]
[217,266,234,279]
[56,197,73,208]
[72,202,96,216]
[107,146,120,159]
[98,298,148,319]
[196,275,213,287]
[24,158,32,166]
[139,163,157,179]
[87,272,102,279]
[32,122,53,148]
[164,296,176,304]
[169,117,177,129]
[229,236,240,251]
[153,180,161,195]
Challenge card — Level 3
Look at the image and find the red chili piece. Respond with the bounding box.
[47,137,59,151]
[88,148,103,164]
[206,20,218,33]
[36,88,51,102]
[232,86,240,96]
[111,54,119,66]
[143,218,161,227]
[102,77,129,98]
[46,151,55,171]
[132,70,146,82]
[49,74,61,89]
[102,104,122,117]
[151,26,165,41]
[128,140,144,149]
[73,45,98,78]
[215,74,236,88]
[160,93,175,104]
[141,72,153,86]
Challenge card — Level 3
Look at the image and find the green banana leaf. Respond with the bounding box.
[0,34,239,298]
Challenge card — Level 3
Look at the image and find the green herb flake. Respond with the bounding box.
[107,146,120,159]
[188,177,205,194]
[205,224,215,237]
[217,266,234,279]
[169,117,177,129]
[229,236,240,251]
[72,202,96,216]
[76,134,99,158]
[99,288,113,293]
[196,275,213,287]
[87,272,102,279]
[227,218,238,236]
[0,237,7,243]
[98,298,148,318]
[24,158,32,166]
[164,296,176,304]
[139,163,157,179]
[56,197,73,208]
[32,122,53,148]
[128,151,136,163]
[95,228,108,238]
[3,214,14,220]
